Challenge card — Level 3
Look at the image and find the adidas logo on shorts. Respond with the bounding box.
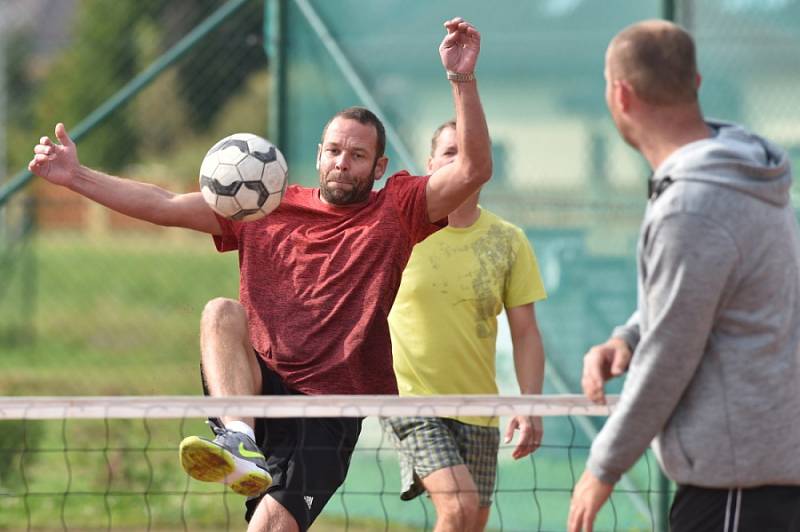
[304,495,314,509]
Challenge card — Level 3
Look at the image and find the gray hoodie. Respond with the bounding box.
[587,120,800,488]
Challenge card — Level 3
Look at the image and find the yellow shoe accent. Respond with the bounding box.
[231,470,272,497]
[179,436,272,497]
[180,436,233,483]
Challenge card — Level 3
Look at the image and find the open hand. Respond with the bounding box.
[29,123,80,187]
[439,17,481,74]
[504,415,543,460]
[567,469,614,532]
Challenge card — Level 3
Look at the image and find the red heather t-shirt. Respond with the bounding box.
[213,171,442,395]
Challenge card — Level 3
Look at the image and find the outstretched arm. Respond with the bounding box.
[504,303,545,460]
[426,18,492,222]
[29,123,221,235]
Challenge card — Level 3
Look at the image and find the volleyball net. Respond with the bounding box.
[0,395,670,531]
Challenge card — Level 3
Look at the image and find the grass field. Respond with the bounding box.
[0,232,664,530]
[1,232,238,396]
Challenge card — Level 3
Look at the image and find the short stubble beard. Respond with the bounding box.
[318,158,379,205]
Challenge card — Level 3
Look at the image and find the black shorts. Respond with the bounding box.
[670,484,800,532]
[200,356,362,531]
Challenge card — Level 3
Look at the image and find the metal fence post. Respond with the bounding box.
[265,0,287,148]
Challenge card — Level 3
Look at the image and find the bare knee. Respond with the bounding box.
[200,298,260,397]
[247,495,299,532]
[475,505,491,532]
[435,491,480,529]
[202,297,247,334]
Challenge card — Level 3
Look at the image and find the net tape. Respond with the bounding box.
[0,394,618,420]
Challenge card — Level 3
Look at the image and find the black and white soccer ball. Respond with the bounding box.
[199,133,288,221]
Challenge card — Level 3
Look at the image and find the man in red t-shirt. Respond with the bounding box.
[29,17,491,532]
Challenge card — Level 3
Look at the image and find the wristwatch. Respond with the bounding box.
[446,70,476,83]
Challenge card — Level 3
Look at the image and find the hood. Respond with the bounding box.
[652,119,792,206]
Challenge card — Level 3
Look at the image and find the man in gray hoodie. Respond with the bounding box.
[568,20,800,532]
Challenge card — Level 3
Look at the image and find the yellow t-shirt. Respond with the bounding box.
[389,208,547,427]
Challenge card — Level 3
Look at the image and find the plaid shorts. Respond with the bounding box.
[381,416,500,507]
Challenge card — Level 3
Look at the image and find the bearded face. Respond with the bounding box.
[318,157,379,205]
[317,117,387,206]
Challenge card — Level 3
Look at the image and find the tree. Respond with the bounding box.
[33,0,160,172]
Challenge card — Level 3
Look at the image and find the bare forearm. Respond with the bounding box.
[425,81,492,221]
[451,80,492,181]
[507,304,545,395]
[513,335,545,395]
[69,165,219,233]
[70,166,172,222]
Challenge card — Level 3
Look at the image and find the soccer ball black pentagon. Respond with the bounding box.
[199,133,288,221]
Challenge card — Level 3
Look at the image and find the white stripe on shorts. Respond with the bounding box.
[724,488,742,532]
[732,488,742,532]
[724,489,732,532]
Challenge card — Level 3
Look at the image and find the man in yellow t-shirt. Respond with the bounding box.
[382,120,547,531]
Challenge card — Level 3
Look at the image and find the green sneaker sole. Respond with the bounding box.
[179,436,272,497]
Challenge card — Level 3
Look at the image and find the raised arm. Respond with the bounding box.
[29,123,221,235]
[426,18,492,223]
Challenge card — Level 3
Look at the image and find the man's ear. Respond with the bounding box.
[616,79,634,112]
[426,156,434,175]
[695,72,702,90]
[316,144,321,170]
[373,156,389,181]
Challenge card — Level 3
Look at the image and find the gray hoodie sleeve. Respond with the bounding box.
[612,311,640,351]
[587,211,739,484]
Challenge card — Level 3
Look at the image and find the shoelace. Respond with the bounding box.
[206,418,226,436]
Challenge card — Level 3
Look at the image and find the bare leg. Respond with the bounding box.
[179,299,269,497]
[475,505,491,532]
[200,297,262,428]
[424,464,481,532]
[247,495,300,532]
